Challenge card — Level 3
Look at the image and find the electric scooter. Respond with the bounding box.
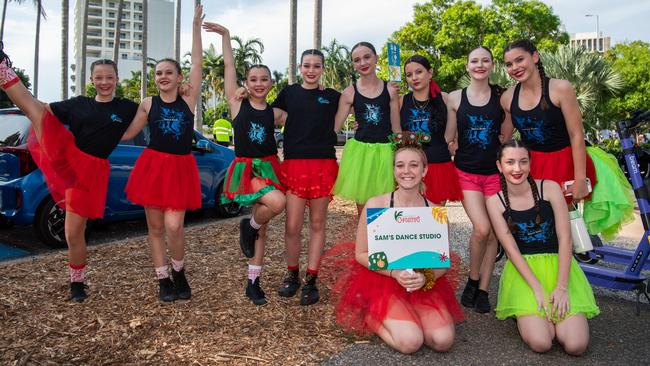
[576,110,650,314]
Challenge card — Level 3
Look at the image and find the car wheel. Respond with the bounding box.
[215,182,242,218]
[34,196,67,248]
[34,196,93,248]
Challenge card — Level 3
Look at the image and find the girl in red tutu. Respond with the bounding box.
[203,22,285,306]
[323,134,463,354]
[0,45,137,302]
[121,5,204,302]
[500,40,596,201]
[445,46,513,313]
[399,55,462,205]
[271,49,340,306]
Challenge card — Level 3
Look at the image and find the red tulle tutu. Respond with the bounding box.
[125,148,201,211]
[27,111,109,219]
[280,158,338,199]
[321,242,464,336]
[423,161,464,204]
[530,146,597,203]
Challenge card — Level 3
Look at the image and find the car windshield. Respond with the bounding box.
[0,114,30,147]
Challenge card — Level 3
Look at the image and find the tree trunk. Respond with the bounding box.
[140,0,148,100]
[313,0,322,50]
[80,0,89,96]
[113,0,124,63]
[0,0,8,42]
[174,0,181,61]
[193,0,202,131]
[32,0,42,97]
[61,0,68,99]
[288,0,297,84]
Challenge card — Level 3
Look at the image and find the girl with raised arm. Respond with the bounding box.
[203,21,285,306]
[485,139,598,355]
[332,42,401,215]
[122,5,204,302]
[0,46,137,302]
[445,46,512,313]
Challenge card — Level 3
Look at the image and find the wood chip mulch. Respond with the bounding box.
[0,199,367,365]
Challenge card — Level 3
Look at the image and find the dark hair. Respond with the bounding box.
[351,41,377,55]
[245,64,272,79]
[497,139,541,232]
[156,58,182,74]
[90,59,118,75]
[300,49,325,65]
[503,39,549,111]
[221,111,228,118]
[404,55,448,135]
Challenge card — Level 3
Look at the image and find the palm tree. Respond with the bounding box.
[321,39,352,90]
[112,0,124,63]
[313,0,321,49]
[540,45,624,131]
[288,0,297,84]
[61,0,68,99]
[140,0,147,100]
[231,35,264,83]
[201,43,224,105]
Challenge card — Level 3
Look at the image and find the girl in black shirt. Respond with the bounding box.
[0,48,136,302]
[122,5,204,302]
[485,139,598,355]
[271,49,341,305]
[204,22,286,306]
[445,47,512,313]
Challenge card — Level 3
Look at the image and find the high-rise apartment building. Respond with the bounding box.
[71,0,174,95]
[569,32,612,53]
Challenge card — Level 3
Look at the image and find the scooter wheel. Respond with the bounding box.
[574,252,598,264]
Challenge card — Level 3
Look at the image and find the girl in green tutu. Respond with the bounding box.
[485,139,599,355]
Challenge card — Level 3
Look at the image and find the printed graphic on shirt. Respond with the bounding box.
[514,116,548,144]
[248,122,266,144]
[317,96,330,104]
[110,113,123,123]
[465,114,495,149]
[364,103,382,125]
[406,108,431,133]
[158,107,189,140]
[514,220,554,244]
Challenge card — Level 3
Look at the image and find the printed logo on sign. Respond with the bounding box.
[393,210,421,223]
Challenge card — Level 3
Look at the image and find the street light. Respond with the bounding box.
[585,14,600,52]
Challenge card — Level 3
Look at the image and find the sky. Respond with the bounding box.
[3,0,649,103]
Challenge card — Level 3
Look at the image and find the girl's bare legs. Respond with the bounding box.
[516,315,555,353]
[278,193,306,297]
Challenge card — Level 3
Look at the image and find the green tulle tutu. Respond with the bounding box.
[496,253,599,322]
[332,138,394,204]
[584,146,635,240]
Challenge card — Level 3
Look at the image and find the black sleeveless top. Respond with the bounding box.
[148,95,195,155]
[510,78,571,152]
[455,86,503,175]
[353,81,392,143]
[389,191,430,208]
[233,99,278,158]
[497,180,559,255]
[400,92,451,164]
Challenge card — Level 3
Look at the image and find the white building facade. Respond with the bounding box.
[71,0,174,95]
[569,32,612,53]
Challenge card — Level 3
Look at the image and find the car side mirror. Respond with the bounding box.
[195,139,213,153]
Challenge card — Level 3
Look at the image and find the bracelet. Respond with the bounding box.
[414,268,436,291]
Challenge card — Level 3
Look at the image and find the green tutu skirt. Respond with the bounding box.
[332,139,394,204]
[496,253,599,322]
[584,146,635,240]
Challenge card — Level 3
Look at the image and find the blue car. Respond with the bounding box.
[0,108,241,247]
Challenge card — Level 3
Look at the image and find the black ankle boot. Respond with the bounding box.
[172,268,191,300]
[159,277,178,302]
[69,282,88,302]
[239,218,259,258]
[246,278,267,306]
[300,273,320,306]
[278,269,300,297]
[474,289,491,314]
[460,277,479,307]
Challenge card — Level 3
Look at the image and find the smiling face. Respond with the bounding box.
[504,47,539,83]
[404,61,432,93]
[90,64,118,98]
[154,61,183,92]
[351,45,378,76]
[394,148,428,191]
[300,54,324,86]
[466,47,494,81]
[245,67,273,99]
[497,146,531,186]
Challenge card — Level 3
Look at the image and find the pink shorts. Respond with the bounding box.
[456,169,501,197]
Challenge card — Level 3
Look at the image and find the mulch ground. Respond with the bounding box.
[0,198,371,365]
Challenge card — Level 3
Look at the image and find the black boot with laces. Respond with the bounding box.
[246,278,268,306]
